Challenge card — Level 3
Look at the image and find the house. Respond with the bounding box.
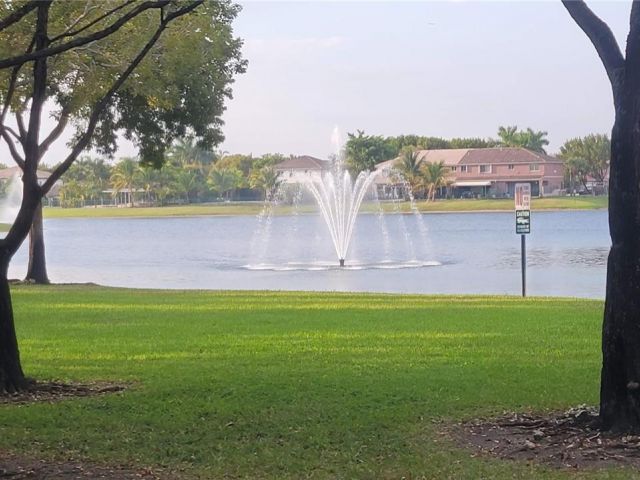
[274,155,332,184]
[375,147,565,198]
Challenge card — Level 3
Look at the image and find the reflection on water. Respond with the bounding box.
[8,209,610,298]
[497,247,609,268]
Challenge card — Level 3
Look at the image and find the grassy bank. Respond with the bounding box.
[0,286,622,478]
[42,196,607,219]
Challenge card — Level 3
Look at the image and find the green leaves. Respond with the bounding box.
[497,125,549,153]
[559,134,610,192]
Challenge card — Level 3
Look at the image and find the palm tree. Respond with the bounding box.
[521,128,549,154]
[249,166,282,200]
[395,150,425,197]
[110,158,139,207]
[136,167,160,204]
[423,161,450,201]
[170,137,216,168]
[171,170,200,204]
[497,125,519,146]
[497,125,549,153]
[208,167,242,201]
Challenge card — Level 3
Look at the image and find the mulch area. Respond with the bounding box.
[0,381,176,479]
[449,405,640,470]
[0,381,126,406]
[0,452,173,479]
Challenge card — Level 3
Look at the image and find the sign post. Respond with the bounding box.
[514,183,531,297]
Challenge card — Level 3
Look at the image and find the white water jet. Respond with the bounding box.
[303,167,379,267]
[0,174,22,225]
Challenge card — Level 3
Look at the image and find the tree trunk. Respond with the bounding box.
[599,62,640,431]
[0,252,27,393]
[25,201,49,284]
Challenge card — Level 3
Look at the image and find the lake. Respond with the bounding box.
[9,209,609,298]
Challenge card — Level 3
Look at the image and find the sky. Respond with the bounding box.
[219,1,632,158]
[1,1,633,166]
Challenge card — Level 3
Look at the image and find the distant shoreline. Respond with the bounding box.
[41,196,608,219]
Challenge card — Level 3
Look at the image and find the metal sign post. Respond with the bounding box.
[514,183,531,297]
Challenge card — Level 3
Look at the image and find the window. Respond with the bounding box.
[450,166,457,172]
[508,164,515,170]
[529,163,540,171]
[460,165,468,173]
[479,164,492,174]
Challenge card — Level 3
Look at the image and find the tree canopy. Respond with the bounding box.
[559,133,610,186]
[497,126,549,153]
[0,0,246,393]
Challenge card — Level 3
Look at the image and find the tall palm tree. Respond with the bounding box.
[170,137,216,168]
[497,125,549,153]
[423,161,449,201]
[110,158,139,207]
[521,128,549,154]
[395,150,424,197]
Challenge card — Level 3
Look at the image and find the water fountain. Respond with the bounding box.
[0,174,22,226]
[303,167,378,267]
[247,127,439,272]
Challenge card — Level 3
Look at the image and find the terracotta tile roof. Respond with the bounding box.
[274,155,331,170]
[459,148,562,165]
[376,147,562,170]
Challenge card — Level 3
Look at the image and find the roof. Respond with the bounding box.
[376,147,562,170]
[274,155,331,171]
[459,148,562,165]
[0,166,52,179]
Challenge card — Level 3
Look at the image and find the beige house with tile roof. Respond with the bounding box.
[375,147,565,198]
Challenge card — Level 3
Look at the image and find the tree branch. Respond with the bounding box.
[0,0,172,70]
[15,111,26,139]
[41,1,203,194]
[49,0,137,43]
[562,0,625,87]
[38,108,69,157]
[23,2,50,176]
[3,126,22,143]
[0,128,25,168]
[0,1,41,32]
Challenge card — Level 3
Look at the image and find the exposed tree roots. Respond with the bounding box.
[0,380,126,405]
[0,451,173,479]
[449,406,640,470]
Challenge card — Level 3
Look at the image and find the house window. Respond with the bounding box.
[450,166,457,172]
[460,165,468,173]
[529,163,540,171]
[508,164,515,170]
[479,165,492,174]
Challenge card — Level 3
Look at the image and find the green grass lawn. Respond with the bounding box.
[0,286,626,478]
[42,196,607,219]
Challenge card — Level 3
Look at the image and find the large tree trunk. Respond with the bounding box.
[599,77,640,431]
[25,201,49,284]
[0,252,27,393]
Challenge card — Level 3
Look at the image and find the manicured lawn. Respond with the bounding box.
[42,196,607,219]
[0,287,623,478]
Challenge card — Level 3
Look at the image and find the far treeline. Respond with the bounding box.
[39,126,610,208]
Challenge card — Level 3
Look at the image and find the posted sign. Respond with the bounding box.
[515,183,531,234]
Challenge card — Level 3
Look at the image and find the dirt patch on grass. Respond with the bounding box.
[0,451,173,479]
[450,406,640,470]
[0,380,127,405]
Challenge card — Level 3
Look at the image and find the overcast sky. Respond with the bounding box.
[219,1,631,158]
[3,1,633,166]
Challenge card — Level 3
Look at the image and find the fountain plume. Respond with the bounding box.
[303,168,378,266]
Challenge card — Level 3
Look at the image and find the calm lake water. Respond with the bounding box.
[9,210,609,298]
